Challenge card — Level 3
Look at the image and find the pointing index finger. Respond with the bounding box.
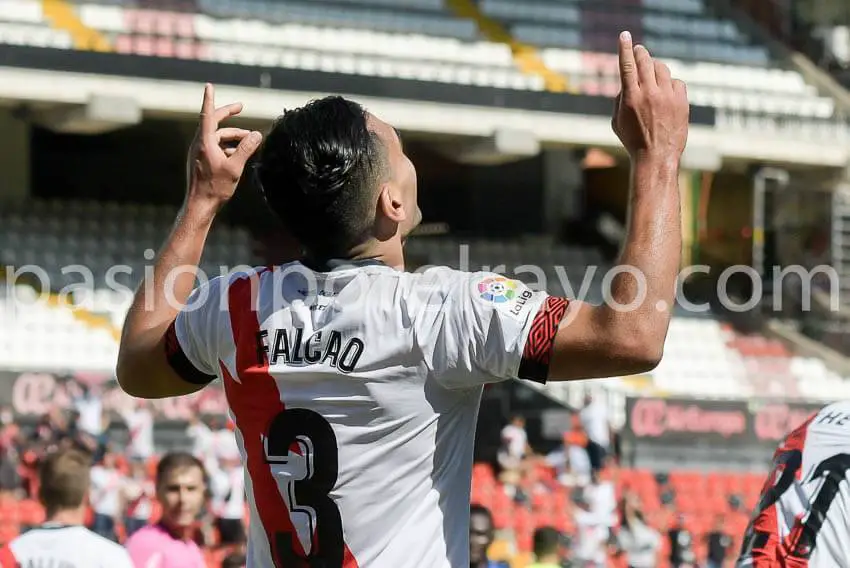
[200,83,216,138]
[618,31,638,92]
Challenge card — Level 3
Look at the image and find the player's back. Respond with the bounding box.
[3,524,134,568]
[737,401,850,567]
[169,260,561,567]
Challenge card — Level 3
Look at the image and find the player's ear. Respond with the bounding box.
[377,183,405,224]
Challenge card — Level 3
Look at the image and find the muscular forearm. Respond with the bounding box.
[116,200,218,395]
[601,157,681,355]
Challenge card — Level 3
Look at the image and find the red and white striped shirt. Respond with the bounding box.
[165,260,567,568]
[738,401,850,567]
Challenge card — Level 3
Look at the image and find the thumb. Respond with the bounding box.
[229,131,263,168]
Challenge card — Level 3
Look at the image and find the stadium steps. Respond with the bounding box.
[708,0,850,115]
[444,0,570,93]
[41,0,111,51]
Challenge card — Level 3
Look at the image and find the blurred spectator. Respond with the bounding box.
[614,494,660,568]
[90,452,122,542]
[572,489,608,568]
[497,415,532,494]
[121,460,154,537]
[705,514,733,568]
[469,504,509,568]
[186,414,214,469]
[125,452,208,568]
[0,407,21,498]
[584,470,617,528]
[210,441,245,546]
[72,382,104,439]
[120,401,154,465]
[579,394,610,474]
[528,527,562,568]
[0,448,133,567]
[546,414,591,489]
[667,514,697,568]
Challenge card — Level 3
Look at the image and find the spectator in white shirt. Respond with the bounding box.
[185,414,214,466]
[0,449,133,568]
[584,470,617,528]
[615,493,661,568]
[580,393,610,473]
[121,400,154,463]
[210,460,245,545]
[90,452,123,542]
[572,490,609,568]
[497,415,532,495]
[121,460,154,537]
[73,383,103,438]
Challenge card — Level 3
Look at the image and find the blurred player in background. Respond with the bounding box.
[124,452,208,568]
[528,527,563,568]
[737,402,850,567]
[116,32,690,567]
[469,505,510,568]
[0,448,133,568]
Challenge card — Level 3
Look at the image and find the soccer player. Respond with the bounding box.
[124,452,209,568]
[116,31,689,567]
[0,448,133,568]
[737,402,850,567]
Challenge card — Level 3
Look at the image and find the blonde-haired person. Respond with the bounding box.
[0,448,133,568]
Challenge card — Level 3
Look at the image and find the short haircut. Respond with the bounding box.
[256,96,389,259]
[470,504,493,524]
[533,526,560,557]
[155,452,206,488]
[38,448,92,513]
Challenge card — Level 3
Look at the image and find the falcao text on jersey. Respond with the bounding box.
[256,328,365,373]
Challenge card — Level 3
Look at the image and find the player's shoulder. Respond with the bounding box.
[403,265,528,294]
[806,401,850,434]
[85,529,133,561]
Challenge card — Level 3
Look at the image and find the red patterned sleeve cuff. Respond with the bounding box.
[164,321,217,385]
[518,296,569,383]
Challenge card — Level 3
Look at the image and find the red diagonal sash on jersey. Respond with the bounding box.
[746,415,815,567]
[222,272,359,568]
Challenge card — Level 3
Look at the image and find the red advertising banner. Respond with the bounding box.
[0,370,228,420]
[624,397,824,447]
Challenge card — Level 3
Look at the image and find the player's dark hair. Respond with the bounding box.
[256,96,389,260]
[532,526,560,557]
[470,504,493,524]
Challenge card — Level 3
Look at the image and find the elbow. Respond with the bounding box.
[115,353,147,398]
[616,330,665,375]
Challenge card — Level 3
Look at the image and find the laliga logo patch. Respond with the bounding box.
[477,276,517,304]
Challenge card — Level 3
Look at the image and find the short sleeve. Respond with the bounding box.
[413,269,568,389]
[164,276,225,385]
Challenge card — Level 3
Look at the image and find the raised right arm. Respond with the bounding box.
[547,32,689,382]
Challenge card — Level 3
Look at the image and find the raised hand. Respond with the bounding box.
[612,32,689,163]
[186,83,263,209]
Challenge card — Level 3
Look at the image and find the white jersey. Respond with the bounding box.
[1,524,134,568]
[737,401,850,567]
[165,260,567,568]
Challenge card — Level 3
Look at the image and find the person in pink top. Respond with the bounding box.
[125,452,209,568]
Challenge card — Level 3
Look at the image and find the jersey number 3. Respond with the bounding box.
[265,408,345,567]
[740,449,850,560]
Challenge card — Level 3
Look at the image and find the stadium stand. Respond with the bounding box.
[0,0,842,126]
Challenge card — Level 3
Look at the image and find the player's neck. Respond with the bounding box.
[345,239,404,271]
[45,507,86,526]
[159,518,195,542]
